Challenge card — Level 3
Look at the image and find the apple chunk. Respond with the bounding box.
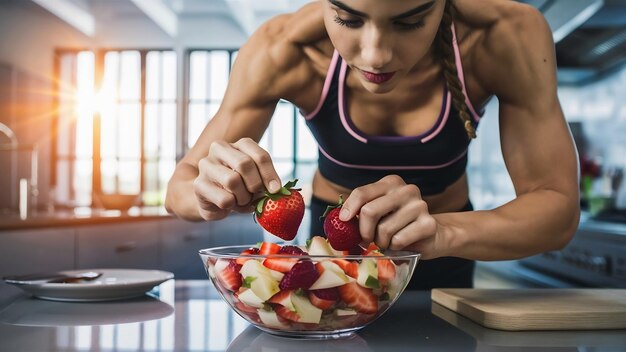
[310,261,350,289]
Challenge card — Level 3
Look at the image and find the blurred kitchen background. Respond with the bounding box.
[1,0,626,293]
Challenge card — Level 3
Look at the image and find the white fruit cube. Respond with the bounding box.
[310,261,350,290]
[257,308,289,329]
[357,259,379,288]
[291,293,322,324]
[267,269,285,282]
[335,308,357,316]
[308,236,334,256]
[237,288,265,308]
[248,274,279,301]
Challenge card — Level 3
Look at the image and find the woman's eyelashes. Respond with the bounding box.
[395,20,425,30]
[333,15,362,28]
[333,15,425,31]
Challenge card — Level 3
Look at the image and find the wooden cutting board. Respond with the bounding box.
[431,288,626,331]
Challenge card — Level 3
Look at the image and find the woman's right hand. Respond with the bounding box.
[193,137,282,221]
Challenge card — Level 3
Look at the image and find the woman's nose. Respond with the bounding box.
[360,27,393,70]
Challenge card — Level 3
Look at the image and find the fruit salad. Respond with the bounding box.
[202,237,418,336]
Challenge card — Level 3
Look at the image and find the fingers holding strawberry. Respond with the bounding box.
[340,175,439,256]
[322,195,362,251]
[194,138,282,220]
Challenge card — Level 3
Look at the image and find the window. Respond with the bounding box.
[54,50,95,207]
[53,49,177,207]
[186,49,318,182]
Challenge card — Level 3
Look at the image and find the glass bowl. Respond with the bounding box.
[199,239,420,339]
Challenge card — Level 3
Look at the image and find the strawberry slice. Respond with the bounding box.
[259,242,281,255]
[332,259,359,278]
[234,299,258,314]
[263,257,298,273]
[377,259,396,285]
[309,288,339,310]
[275,305,301,322]
[279,261,319,290]
[236,247,260,265]
[363,243,384,256]
[268,290,292,306]
[278,245,307,255]
[263,244,307,273]
[338,282,378,314]
[216,260,242,292]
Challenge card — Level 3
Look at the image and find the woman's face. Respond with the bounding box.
[323,0,445,93]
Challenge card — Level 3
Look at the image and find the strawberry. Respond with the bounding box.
[377,259,396,285]
[309,287,339,310]
[279,260,319,290]
[236,247,259,265]
[275,305,301,322]
[332,259,359,278]
[259,242,281,255]
[322,195,361,251]
[234,296,258,314]
[263,245,306,273]
[216,260,242,292]
[278,245,307,255]
[254,180,305,241]
[268,289,293,306]
[338,282,378,314]
[263,257,298,273]
[363,242,384,256]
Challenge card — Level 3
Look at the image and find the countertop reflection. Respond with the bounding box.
[0,280,625,352]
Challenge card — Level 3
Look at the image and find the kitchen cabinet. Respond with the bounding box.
[211,213,264,246]
[160,218,212,279]
[76,222,160,270]
[0,228,74,277]
[0,213,264,280]
[160,214,264,279]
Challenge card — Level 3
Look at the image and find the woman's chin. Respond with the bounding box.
[360,79,397,94]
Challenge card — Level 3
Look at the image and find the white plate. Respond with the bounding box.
[6,269,174,302]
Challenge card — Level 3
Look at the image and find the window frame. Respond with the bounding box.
[52,47,177,207]
[184,48,317,182]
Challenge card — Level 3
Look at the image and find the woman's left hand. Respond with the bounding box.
[339,175,441,258]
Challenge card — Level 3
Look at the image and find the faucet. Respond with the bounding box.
[0,122,38,217]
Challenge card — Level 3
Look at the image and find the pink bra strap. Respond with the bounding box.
[451,23,482,122]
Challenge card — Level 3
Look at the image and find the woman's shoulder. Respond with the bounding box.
[236,2,332,102]
[455,0,555,97]
[244,4,331,71]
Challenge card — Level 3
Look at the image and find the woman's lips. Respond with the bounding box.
[360,69,396,84]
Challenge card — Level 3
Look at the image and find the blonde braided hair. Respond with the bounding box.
[437,0,477,139]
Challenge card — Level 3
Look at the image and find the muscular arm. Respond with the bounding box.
[165,15,310,220]
[431,6,580,260]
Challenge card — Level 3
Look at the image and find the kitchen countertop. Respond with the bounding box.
[0,280,624,352]
[0,206,172,230]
